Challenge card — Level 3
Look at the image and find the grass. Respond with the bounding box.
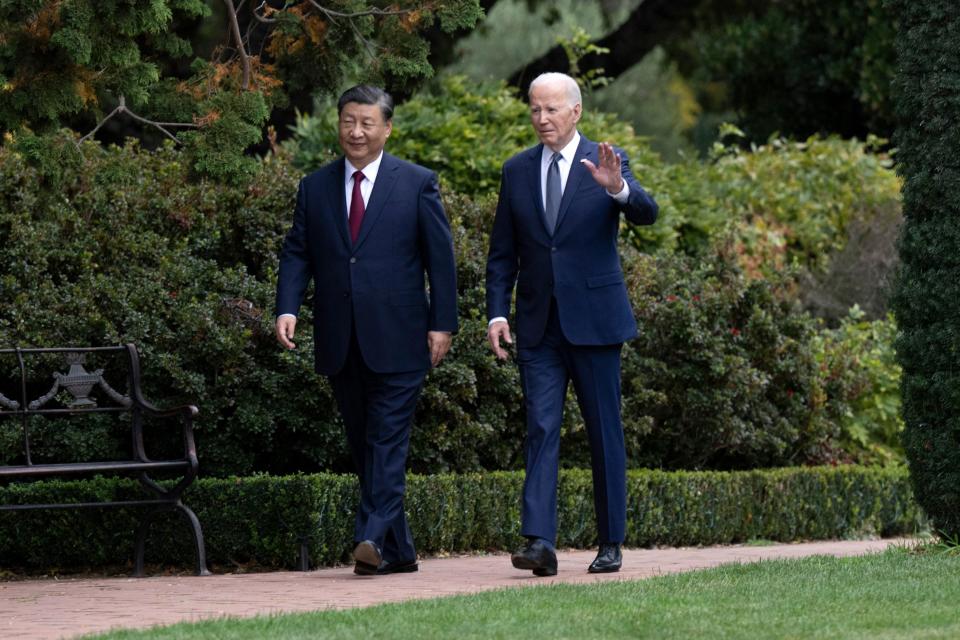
[89,551,960,639]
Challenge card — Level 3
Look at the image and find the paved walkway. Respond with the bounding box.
[1,538,907,639]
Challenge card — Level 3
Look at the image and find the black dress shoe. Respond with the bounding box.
[375,558,419,575]
[353,540,382,575]
[511,539,558,576]
[588,543,622,573]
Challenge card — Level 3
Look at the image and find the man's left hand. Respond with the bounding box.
[428,331,452,367]
[581,142,624,194]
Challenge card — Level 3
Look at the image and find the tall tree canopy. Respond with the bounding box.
[0,0,482,182]
[493,0,895,142]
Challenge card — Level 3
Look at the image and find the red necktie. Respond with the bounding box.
[349,170,365,243]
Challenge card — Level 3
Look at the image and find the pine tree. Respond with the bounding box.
[0,1,482,183]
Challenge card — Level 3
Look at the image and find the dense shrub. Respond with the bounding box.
[291,77,902,271]
[0,138,346,476]
[889,0,960,537]
[0,130,902,475]
[812,308,903,464]
[0,466,921,572]
[617,243,846,470]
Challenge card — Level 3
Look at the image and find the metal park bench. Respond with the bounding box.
[0,344,210,576]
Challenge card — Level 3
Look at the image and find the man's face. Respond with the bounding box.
[529,82,581,151]
[338,102,392,169]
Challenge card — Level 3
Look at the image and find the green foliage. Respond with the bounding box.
[290,75,663,198]
[179,91,271,184]
[292,79,902,274]
[889,0,960,538]
[0,1,483,182]
[618,243,846,470]
[289,76,532,195]
[0,140,344,476]
[0,466,921,571]
[557,26,611,93]
[0,1,208,131]
[590,46,702,161]
[812,308,904,464]
[0,107,904,475]
[631,128,902,269]
[684,0,897,141]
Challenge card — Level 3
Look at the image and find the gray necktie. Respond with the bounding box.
[545,152,562,235]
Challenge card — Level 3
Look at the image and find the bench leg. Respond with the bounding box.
[176,503,212,577]
[133,503,211,577]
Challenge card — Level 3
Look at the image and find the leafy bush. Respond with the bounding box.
[0,137,344,476]
[0,129,903,475]
[0,466,921,572]
[812,308,903,464]
[291,77,902,272]
[616,242,847,470]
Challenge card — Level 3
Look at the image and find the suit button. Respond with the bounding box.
[343,292,350,299]
[551,247,557,252]
[350,257,357,264]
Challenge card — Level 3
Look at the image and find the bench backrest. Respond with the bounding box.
[0,344,149,467]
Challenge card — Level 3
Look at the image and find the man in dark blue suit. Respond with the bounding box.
[486,72,658,576]
[275,85,458,576]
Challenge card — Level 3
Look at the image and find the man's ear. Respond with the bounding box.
[573,103,582,123]
[385,120,393,138]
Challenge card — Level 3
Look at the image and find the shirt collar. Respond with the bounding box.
[345,151,384,183]
[542,132,581,165]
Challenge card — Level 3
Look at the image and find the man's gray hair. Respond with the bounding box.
[528,73,582,107]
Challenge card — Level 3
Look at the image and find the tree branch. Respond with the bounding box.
[76,96,199,148]
[223,0,251,90]
[252,1,277,24]
[305,0,431,19]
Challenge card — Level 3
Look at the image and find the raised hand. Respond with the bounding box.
[581,142,625,194]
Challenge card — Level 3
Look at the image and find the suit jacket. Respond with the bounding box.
[276,152,458,375]
[485,135,657,347]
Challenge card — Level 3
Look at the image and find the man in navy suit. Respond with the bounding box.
[275,85,458,576]
[486,72,658,576]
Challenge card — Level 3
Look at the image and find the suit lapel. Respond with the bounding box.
[554,136,592,234]
[329,158,352,250]
[353,152,399,251]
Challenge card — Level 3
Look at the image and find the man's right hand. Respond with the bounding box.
[276,315,297,350]
[487,320,513,360]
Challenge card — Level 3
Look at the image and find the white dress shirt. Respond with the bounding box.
[344,152,383,215]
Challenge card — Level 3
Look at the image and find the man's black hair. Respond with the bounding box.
[337,85,394,121]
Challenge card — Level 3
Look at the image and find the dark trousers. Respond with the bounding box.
[329,328,425,564]
[517,300,627,545]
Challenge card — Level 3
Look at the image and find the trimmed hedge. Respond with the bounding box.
[0,465,921,572]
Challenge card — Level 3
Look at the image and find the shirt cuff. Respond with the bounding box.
[277,313,297,320]
[488,317,507,327]
[607,180,630,203]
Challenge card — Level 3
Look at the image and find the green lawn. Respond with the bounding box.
[90,550,960,639]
